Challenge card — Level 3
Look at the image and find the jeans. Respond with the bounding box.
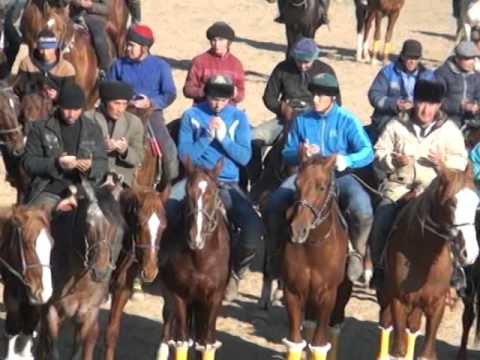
[166,179,264,275]
[84,15,111,71]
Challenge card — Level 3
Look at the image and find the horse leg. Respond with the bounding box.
[4,292,22,359]
[35,305,62,360]
[355,1,367,61]
[194,294,223,360]
[464,22,472,41]
[72,310,100,360]
[18,303,41,359]
[362,11,375,62]
[390,298,408,358]
[371,11,383,64]
[327,278,352,360]
[457,295,474,360]
[283,288,306,360]
[104,280,132,360]
[173,295,190,360]
[418,296,447,360]
[405,307,422,360]
[382,10,401,64]
[285,24,296,58]
[310,290,337,360]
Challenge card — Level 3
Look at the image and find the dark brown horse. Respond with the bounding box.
[21,0,98,107]
[0,205,54,359]
[281,152,350,360]
[158,157,230,360]
[36,179,126,360]
[103,186,169,360]
[376,164,479,360]
[355,0,406,63]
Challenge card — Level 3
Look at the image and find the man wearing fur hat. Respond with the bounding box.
[371,73,468,288]
[107,23,178,184]
[85,80,144,186]
[167,74,264,301]
[183,21,245,105]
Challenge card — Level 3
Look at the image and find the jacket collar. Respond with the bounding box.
[45,109,85,137]
[94,107,129,139]
[396,110,448,137]
[447,56,474,75]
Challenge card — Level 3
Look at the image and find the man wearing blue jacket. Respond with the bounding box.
[367,39,426,143]
[262,73,374,282]
[167,74,264,300]
[107,24,178,183]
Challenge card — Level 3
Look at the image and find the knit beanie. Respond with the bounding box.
[291,37,320,62]
[58,83,85,109]
[308,73,339,96]
[204,74,234,98]
[206,21,235,41]
[127,24,155,47]
[99,80,134,102]
[37,29,58,50]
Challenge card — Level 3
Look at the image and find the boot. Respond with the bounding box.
[347,251,364,283]
[451,264,467,297]
[127,0,142,24]
[275,0,287,23]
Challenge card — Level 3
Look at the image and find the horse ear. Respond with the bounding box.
[212,157,224,178]
[298,143,309,163]
[182,155,195,176]
[325,154,337,170]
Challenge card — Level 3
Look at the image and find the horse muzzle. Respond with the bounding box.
[290,225,310,244]
[141,266,159,283]
[92,267,112,283]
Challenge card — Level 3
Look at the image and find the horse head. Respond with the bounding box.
[289,146,336,244]
[120,186,169,283]
[9,205,53,304]
[431,163,479,266]
[44,5,70,45]
[0,88,23,156]
[183,156,224,251]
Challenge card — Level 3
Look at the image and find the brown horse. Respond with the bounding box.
[36,179,126,360]
[103,185,169,360]
[158,157,230,360]
[105,0,129,56]
[0,205,54,359]
[355,0,406,63]
[376,164,479,360]
[21,0,98,107]
[281,152,350,360]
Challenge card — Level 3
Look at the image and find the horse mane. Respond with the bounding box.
[94,186,126,230]
[298,155,333,171]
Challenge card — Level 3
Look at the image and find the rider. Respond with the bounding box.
[435,40,480,128]
[70,0,112,77]
[250,37,341,180]
[371,74,468,289]
[367,39,427,144]
[22,82,108,211]
[13,29,76,98]
[183,21,245,105]
[85,80,144,187]
[262,73,374,283]
[168,74,264,300]
[107,23,179,184]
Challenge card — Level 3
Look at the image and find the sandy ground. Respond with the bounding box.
[1,0,480,359]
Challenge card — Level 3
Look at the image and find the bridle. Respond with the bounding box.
[186,189,222,235]
[0,88,23,147]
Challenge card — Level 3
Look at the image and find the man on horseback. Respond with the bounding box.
[22,82,108,211]
[183,21,245,105]
[371,74,469,289]
[435,41,480,128]
[85,80,144,186]
[167,74,264,301]
[70,0,112,77]
[107,24,179,184]
[262,73,374,283]
[367,39,427,144]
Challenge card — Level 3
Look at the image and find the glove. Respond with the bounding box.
[215,120,227,142]
[335,154,348,172]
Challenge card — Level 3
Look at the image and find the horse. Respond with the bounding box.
[282,0,330,55]
[355,0,406,64]
[455,0,480,42]
[103,185,169,360]
[105,0,129,56]
[158,157,230,360]
[376,163,479,360]
[280,150,351,360]
[0,205,54,359]
[35,178,126,360]
[20,0,98,107]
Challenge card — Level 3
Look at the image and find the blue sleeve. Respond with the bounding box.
[282,117,303,166]
[344,115,374,168]
[368,68,399,113]
[150,60,177,110]
[178,112,213,163]
[470,144,480,182]
[219,111,252,166]
[106,61,121,81]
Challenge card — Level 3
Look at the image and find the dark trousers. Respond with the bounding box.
[84,15,111,71]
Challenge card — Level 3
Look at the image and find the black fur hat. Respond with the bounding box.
[204,74,234,99]
[414,79,445,103]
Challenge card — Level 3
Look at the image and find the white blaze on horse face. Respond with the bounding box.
[454,188,480,266]
[47,18,55,29]
[147,213,161,249]
[195,180,208,249]
[35,228,53,303]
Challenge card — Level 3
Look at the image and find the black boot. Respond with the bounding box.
[127,0,142,24]
[451,264,467,297]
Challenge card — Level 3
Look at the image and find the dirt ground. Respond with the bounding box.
[1,0,480,358]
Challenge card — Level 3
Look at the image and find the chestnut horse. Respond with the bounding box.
[21,0,98,107]
[103,186,169,360]
[281,153,351,360]
[0,205,54,359]
[376,164,479,360]
[355,0,406,63]
[158,157,230,360]
[36,179,126,360]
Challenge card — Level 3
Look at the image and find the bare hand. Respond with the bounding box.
[209,116,224,130]
[280,101,295,122]
[104,138,116,153]
[397,99,414,112]
[116,137,128,154]
[132,96,151,109]
[76,159,92,173]
[305,143,320,157]
[462,100,479,114]
[58,155,77,170]
[427,148,444,168]
[391,152,409,168]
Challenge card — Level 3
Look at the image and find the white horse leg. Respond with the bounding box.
[5,334,20,360]
[17,334,34,359]
[465,22,472,40]
[356,32,363,62]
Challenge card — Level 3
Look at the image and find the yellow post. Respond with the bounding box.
[383,42,391,63]
[283,338,306,360]
[377,326,392,360]
[309,343,331,360]
[405,329,420,360]
[372,40,381,58]
[327,325,341,360]
[175,342,189,360]
[202,349,216,360]
[196,341,222,360]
